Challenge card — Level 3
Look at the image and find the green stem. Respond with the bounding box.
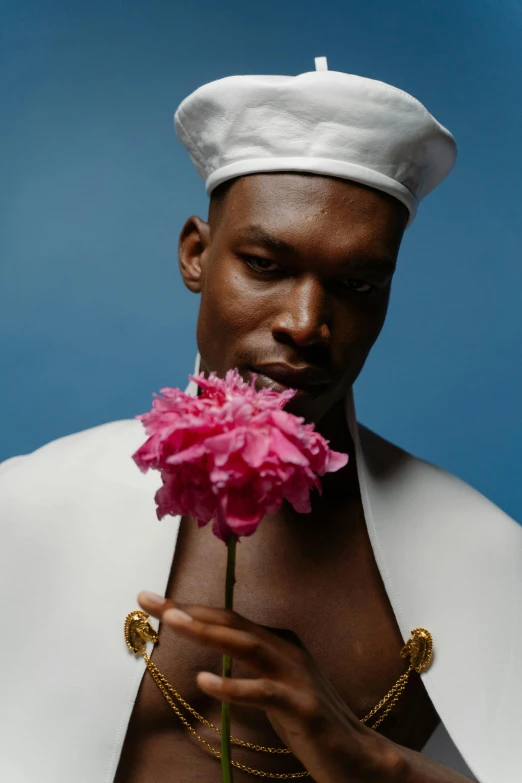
[221,533,237,783]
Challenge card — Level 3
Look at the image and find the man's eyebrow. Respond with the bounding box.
[234,224,396,271]
[234,225,294,253]
[339,257,396,272]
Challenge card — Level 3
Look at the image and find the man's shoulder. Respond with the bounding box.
[0,418,162,553]
[0,418,150,489]
[358,422,520,535]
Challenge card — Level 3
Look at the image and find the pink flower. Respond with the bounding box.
[132,369,348,542]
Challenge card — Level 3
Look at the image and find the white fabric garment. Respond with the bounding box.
[0,375,519,782]
[174,56,457,227]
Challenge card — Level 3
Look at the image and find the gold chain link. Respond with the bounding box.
[125,611,433,779]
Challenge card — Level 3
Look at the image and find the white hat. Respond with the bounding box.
[174,57,457,227]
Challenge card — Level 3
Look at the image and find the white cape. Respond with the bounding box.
[0,380,520,782]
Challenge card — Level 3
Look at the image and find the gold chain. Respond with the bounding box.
[362,664,413,729]
[144,654,292,753]
[142,652,307,779]
[124,611,433,779]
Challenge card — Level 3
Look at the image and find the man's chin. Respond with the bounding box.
[284,392,338,424]
[248,371,336,422]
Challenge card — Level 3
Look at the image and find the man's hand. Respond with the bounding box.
[137,590,402,782]
[137,591,475,783]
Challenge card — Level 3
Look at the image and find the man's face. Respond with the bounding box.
[178,172,408,423]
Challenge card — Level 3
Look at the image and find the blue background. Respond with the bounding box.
[1,0,521,522]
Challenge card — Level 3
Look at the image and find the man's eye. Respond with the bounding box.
[243,255,280,273]
[340,279,375,295]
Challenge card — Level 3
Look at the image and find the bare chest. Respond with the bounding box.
[114,504,439,782]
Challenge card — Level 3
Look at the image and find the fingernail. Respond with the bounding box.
[139,591,166,607]
[167,608,193,623]
[199,672,222,687]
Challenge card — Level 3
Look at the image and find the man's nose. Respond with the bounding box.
[271,275,331,348]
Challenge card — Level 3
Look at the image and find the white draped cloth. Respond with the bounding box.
[0,376,519,781]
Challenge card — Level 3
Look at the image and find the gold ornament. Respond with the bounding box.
[401,627,433,673]
[124,610,158,654]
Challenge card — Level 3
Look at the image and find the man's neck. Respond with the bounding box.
[315,392,359,492]
[274,393,361,539]
[315,392,354,452]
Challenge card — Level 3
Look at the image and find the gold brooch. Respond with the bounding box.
[124,609,159,655]
[400,627,433,673]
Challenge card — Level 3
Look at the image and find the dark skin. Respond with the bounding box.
[114,173,473,782]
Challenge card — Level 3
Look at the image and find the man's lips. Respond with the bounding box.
[249,362,332,392]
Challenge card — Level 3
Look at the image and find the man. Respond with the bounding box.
[1,58,520,782]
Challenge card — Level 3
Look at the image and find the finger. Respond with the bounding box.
[160,607,285,676]
[137,591,299,660]
[138,590,271,638]
[138,591,176,615]
[196,671,291,712]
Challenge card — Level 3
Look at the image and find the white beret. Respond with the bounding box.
[174,57,457,227]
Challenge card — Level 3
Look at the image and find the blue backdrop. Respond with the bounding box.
[1,0,521,522]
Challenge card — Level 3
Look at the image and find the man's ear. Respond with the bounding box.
[178,215,211,294]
